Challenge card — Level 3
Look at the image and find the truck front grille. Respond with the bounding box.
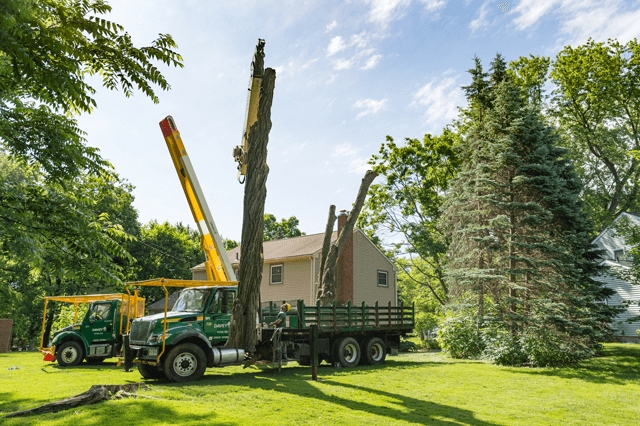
[129,320,154,344]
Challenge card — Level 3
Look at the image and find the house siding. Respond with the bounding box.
[352,231,396,306]
[593,272,640,341]
[260,258,313,305]
[592,214,640,342]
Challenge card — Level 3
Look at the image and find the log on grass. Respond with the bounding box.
[4,383,148,418]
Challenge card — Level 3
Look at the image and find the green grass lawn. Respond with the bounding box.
[1,344,639,425]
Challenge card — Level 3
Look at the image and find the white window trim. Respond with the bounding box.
[377,270,389,287]
[270,264,283,285]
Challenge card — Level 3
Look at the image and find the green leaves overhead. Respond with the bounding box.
[550,39,640,228]
[0,0,183,180]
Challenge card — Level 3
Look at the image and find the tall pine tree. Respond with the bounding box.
[439,55,616,366]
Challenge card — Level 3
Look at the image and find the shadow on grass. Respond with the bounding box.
[162,363,496,426]
[245,370,497,425]
[4,399,213,426]
[0,392,37,414]
[511,344,640,385]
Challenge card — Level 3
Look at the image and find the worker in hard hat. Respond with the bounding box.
[270,304,288,328]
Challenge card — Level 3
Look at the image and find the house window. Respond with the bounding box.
[377,270,388,287]
[270,264,283,284]
[614,249,624,261]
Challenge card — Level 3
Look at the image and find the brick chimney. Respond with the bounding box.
[336,210,354,305]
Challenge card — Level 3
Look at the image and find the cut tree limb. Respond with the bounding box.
[317,170,377,306]
[316,204,337,299]
[226,67,276,352]
[4,383,149,418]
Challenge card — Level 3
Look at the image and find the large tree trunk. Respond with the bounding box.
[317,170,377,306]
[226,68,275,352]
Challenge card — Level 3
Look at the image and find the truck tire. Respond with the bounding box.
[56,341,84,367]
[163,343,206,382]
[333,337,361,368]
[297,355,311,366]
[363,337,386,365]
[138,362,166,380]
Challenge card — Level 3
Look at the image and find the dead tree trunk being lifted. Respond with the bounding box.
[225,67,276,352]
[316,170,377,306]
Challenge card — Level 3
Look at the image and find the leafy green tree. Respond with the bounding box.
[550,38,640,229]
[0,0,183,180]
[508,54,550,110]
[0,153,140,344]
[126,221,204,303]
[0,0,182,339]
[440,55,616,366]
[359,131,460,307]
[263,214,305,241]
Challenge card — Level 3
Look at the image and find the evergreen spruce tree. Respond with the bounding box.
[439,54,616,366]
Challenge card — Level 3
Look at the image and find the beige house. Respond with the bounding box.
[191,214,397,306]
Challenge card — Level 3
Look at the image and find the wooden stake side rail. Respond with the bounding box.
[278,300,415,334]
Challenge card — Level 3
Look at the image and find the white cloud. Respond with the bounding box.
[353,98,388,118]
[326,20,338,32]
[413,73,465,129]
[363,0,411,28]
[331,143,371,174]
[470,1,491,31]
[327,36,347,56]
[334,57,356,70]
[421,0,447,12]
[361,54,382,70]
[511,0,640,45]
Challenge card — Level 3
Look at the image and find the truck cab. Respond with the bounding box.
[127,285,244,382]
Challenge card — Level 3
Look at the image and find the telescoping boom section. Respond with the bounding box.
[159,116,236,283]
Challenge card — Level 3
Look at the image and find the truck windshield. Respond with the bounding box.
[172,289,211,312]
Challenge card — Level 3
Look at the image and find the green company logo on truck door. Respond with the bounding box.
[81,302,115,343]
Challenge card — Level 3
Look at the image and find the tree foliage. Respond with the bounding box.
[0,0,183,180]
[440,55,616,366]
[360,131,460,307]
[263,213,304,241]
[550,38,640,229]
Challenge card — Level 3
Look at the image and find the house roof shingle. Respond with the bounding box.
[191,231,338,272]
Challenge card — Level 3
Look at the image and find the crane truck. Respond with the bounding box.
[39,292,145,366]
[123,40,414,382]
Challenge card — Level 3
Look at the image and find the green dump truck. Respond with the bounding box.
[40,293,145,366]
[125,283,414,382]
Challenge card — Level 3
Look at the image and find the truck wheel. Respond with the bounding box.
[138,362,166,380]
[163,343,206,382]
[297,355,311,366]
[363,337,386,365]
[56,341,84,366]
[333,337,361,368]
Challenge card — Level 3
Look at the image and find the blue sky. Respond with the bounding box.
[77,0,640,241]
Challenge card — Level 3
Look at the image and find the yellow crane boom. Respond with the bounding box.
[159,116,236,283]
